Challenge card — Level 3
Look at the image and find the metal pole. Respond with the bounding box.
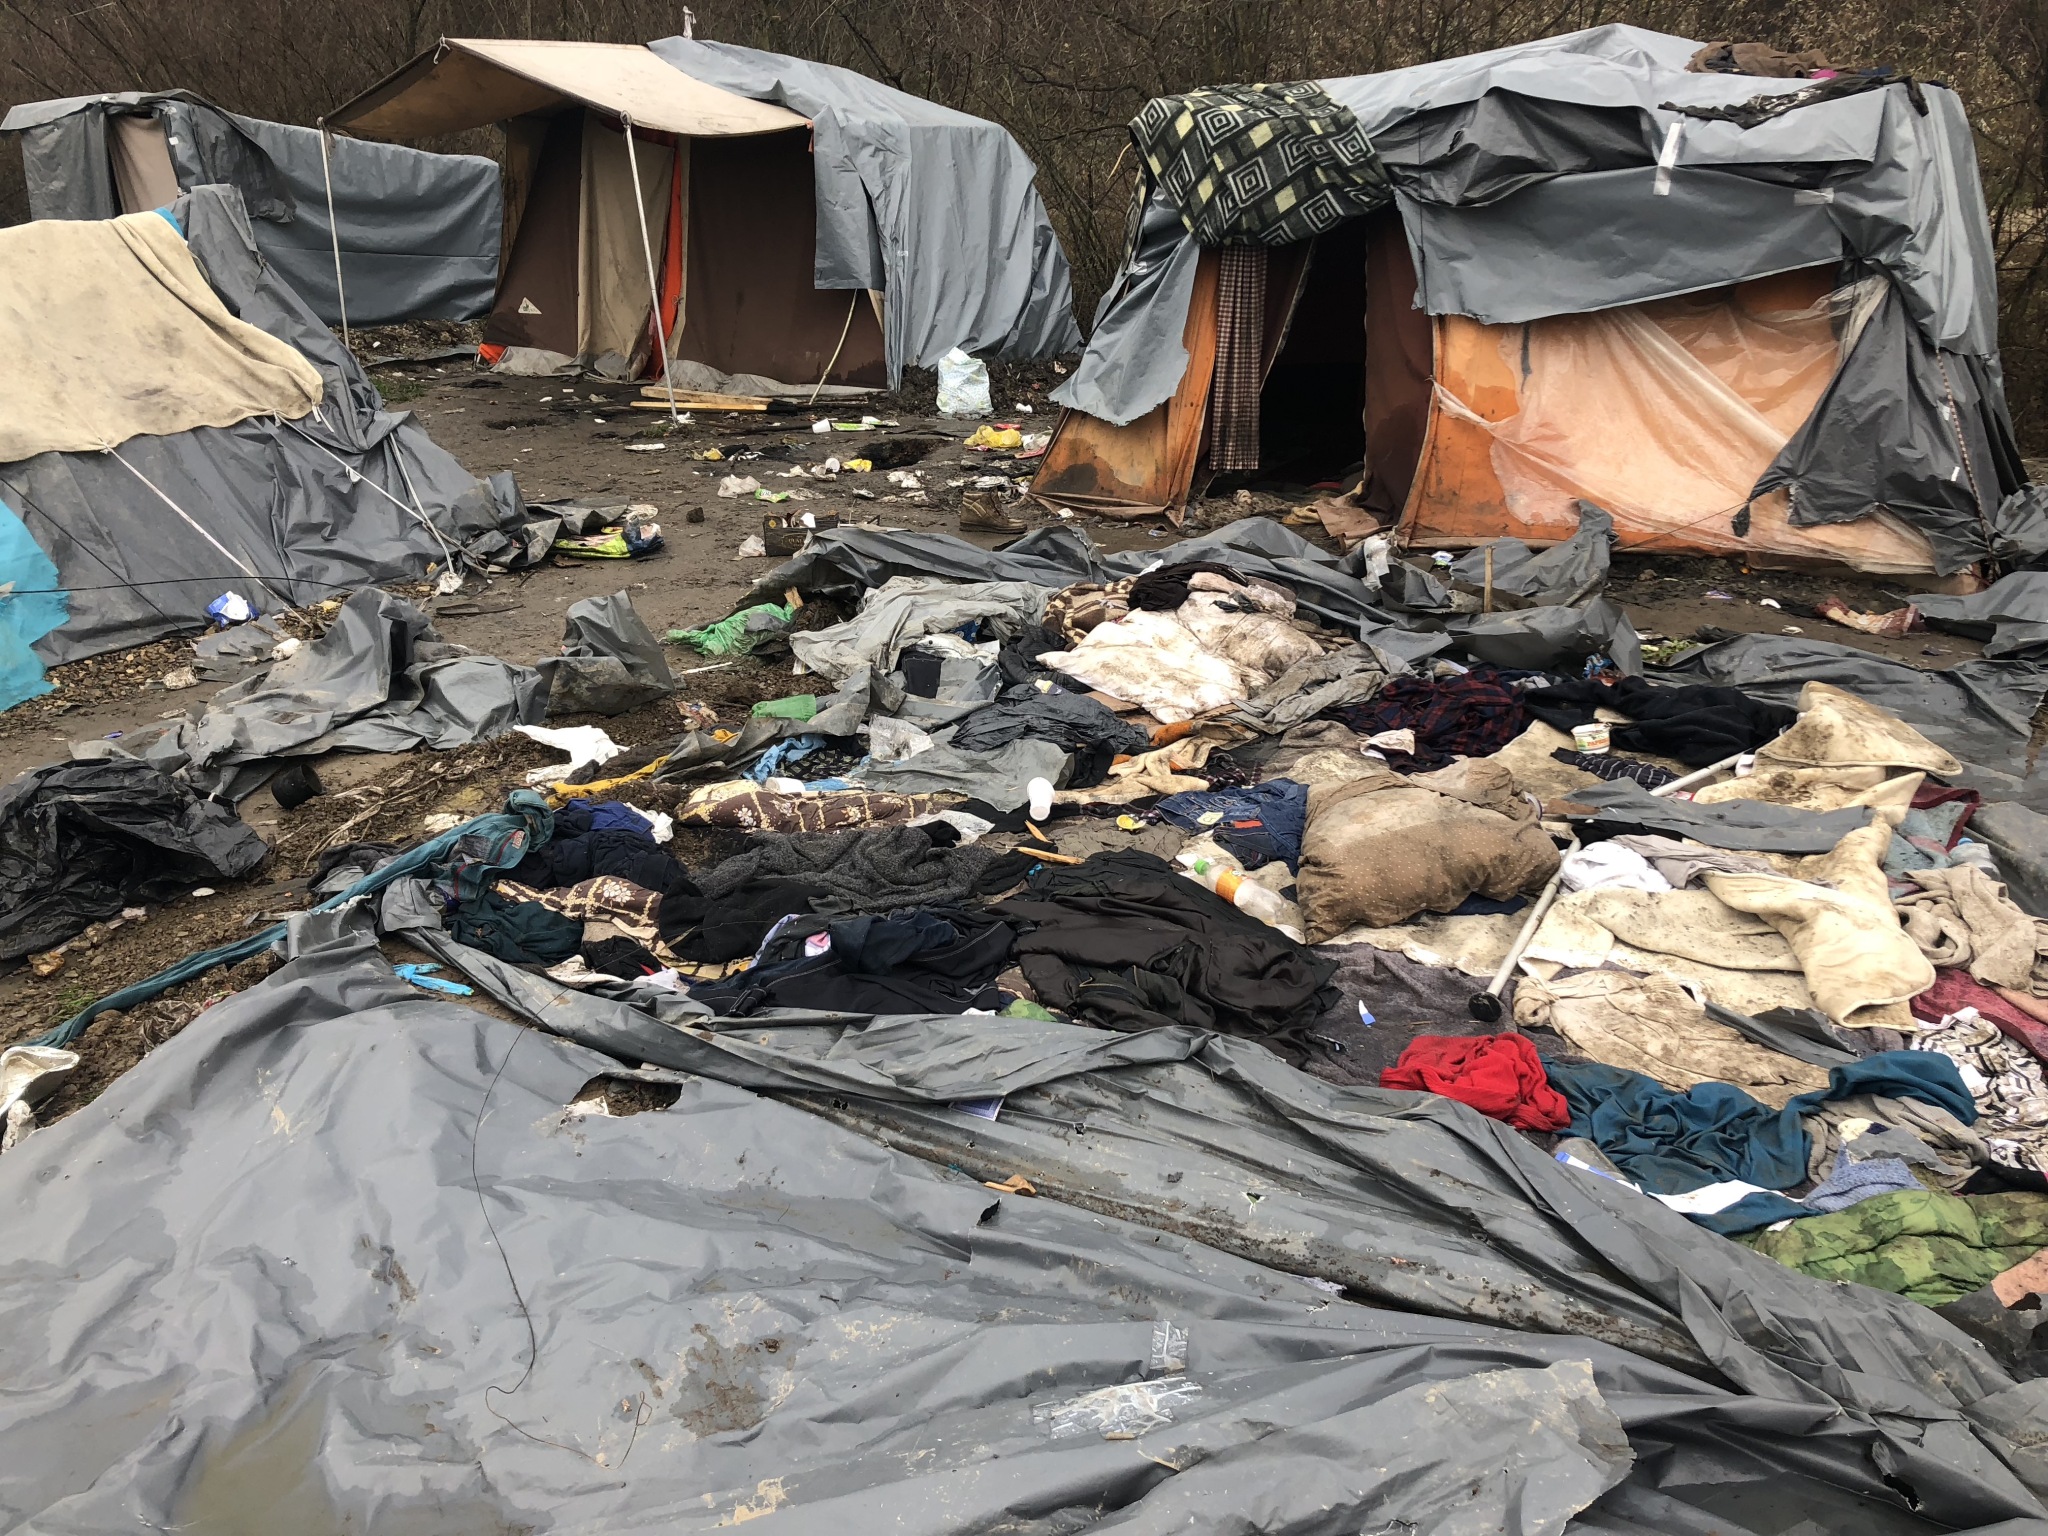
[316,120,351,353]
[620,114,683,425]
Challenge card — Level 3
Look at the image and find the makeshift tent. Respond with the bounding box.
[0,184,529,666]
[0,90,500,328]
[326,38,1081,388]
[1038,27,2029,577]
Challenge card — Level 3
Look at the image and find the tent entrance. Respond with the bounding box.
[1249,220,1369,486]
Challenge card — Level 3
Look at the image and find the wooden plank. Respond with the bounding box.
[630,399,768,412]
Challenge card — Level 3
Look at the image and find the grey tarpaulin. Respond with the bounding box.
[755,517,1643,672]
[1659,633,2048,809]
[1752,282,2008,574]
[1055,186,1207,426]
[0,91,500,326]
[646,39,1081,385]
[537,591,675,717]
[1447,501,1613,605]
[1913,570,2048,658]
[124,587,542,799]
[9,921,2040,1530]
[0,184,528,665]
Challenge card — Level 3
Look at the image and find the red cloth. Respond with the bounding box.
[1381,1033,1570,1131]
[1911,969,2048,1063]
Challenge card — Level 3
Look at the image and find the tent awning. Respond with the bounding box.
[327,38,809,141]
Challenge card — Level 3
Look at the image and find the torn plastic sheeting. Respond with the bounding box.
[855,737,1068,811]
[372,885,2048,1501]
[158,586,543,799]
[7,933,2043,1533]
[1444,594,1643,675]
[789,575,1055,682]
[0,757,267,962]
[538,590,675,717]
[1913,570,2048,659]
[1656,632,2048,809]
[1447,500,1614,606]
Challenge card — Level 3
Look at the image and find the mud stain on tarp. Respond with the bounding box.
[671,1322,793,1435]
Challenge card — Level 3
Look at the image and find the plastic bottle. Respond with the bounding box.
[1179,852,1298,931]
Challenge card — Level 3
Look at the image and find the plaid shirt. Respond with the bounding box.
[1327,668,1526,770]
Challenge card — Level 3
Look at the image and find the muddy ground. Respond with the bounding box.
[0,345,1989,1122]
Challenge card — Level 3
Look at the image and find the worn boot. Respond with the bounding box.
[960,490,1027,533]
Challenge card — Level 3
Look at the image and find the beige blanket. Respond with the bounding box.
[0,210,323,461]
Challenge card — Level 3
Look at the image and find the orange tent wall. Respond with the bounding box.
[1395,268,1941,576]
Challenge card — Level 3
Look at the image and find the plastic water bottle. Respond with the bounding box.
[1178,852,1297,931]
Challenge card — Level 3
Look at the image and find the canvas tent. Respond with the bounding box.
[327,38,1081,389]
[0,91,500,328]
[0,184,529,670]
[1039,26,2030,577]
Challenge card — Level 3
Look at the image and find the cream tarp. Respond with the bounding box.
[329,39,808,142]
[0,211,323,462]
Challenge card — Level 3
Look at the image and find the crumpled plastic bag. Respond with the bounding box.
[538,592,675,717]
[936,348,991,418]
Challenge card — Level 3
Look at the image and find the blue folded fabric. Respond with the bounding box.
[1546,1050,1975,1196]
[1802,1155,1922,1214]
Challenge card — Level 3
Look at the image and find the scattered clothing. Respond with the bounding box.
[690,907,1015,1017]
[948,689,1150,756]
[583,800,657,836]
[677,784,952,834]
[1906,1009,2048,1176]
[1380,1033,1569,1131]
[1523,677,1795,767]
[498,876,672,959]
[1230,646,1388,734]
[1559,778,1871,853]
[1549,749,1678,789]
[1127,560,1262,613]
[1156,780,1310,872]
[1806,1105,1984,1190]
[1704,823,1933,1028]
[1514,971,1829,1107]
[1802,1154,1924,1214]
[1043,578,1134,643]
[1296,758,1559,939]
[993,850,1338,1056]
[582,935,666,979]
[675,879,832,964]
[1557,843,1671,894]
[697,826,1013,918]
[1911,968,2048,1063]
[1606,834,1775,890]
[446,890,583,967]
[1546,1051,1975,1194]
[1897,863,2048,993]
[507,800,703,943]
[1737,1189,2048,1306]
[1328,668,1526,771]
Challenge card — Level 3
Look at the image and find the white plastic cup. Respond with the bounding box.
[1026,777,1054,821]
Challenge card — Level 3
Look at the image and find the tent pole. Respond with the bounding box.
[315,119,352,354]
[620,114,683,426]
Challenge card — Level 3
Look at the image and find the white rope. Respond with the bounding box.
[100,444,291,611]
[620,114,683,425]
[317,120,352,352]
[807,292,861,407]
